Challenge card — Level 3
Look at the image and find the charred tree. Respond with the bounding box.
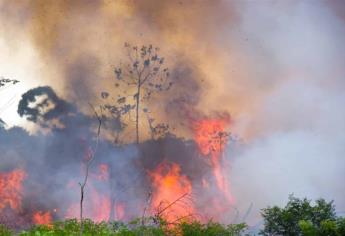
[79,104,102,236]
[101,43,172,144]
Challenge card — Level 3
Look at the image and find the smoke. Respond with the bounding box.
[1,0,237,115]
[225,0,345,225]
[1,86,236,227]
[1,0,345,228]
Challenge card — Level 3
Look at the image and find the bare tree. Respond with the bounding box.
[0,76,19,87]
[145,111,170,140]
[79,104,102,236]
[102,43,172,144]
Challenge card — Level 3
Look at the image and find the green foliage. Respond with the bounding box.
[19,219,114,236]
[0,224,13,236]
[260,195,339,236]
[337,217,345,236]
[172,220,247,236]
[299,218,345,236]
[0,219,248,236]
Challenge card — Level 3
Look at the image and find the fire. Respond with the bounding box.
[115,203,125,220]
[88,184,111,222]
[0,168,27,212]
[149,161,195,222]
[93,163,109,181]
[193,118,234,203]
[193,119,229,156]
[65,164,111,222]
[33,211,52,225]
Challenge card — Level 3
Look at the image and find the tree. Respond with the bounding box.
[78,104,102,236]
[260,195,339,236]
[299,217,345,236]
[101,43,172,144]
[0,77,19,87]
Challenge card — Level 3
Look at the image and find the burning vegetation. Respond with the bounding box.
[0,98,236,231]
[0,0,246,230]
[0,44,238,233]
[0,169,27,212]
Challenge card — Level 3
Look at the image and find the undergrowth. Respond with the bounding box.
[0,218,247,236]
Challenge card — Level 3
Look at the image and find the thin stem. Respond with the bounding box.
[79,104,102,236]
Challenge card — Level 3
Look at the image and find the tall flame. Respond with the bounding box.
[32,211,52,225]
[193,118,234,203]
[65,163,112,222]
[0,168,27,212]
[149,161,195,222]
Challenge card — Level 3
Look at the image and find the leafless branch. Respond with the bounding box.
[79,104,102,236]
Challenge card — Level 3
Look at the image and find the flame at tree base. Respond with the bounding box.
[193,117,234,205]
[149,161,195,222]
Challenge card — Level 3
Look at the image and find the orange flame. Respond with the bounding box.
[0,168,27,212]
[33,211,52,225]
[115,203,125,220]
[89,184,111,222]
[149,161,195,222]
[193,118,234,203]
[65,164,112,222]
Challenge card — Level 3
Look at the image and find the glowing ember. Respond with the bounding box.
[193,118,234,203]
[33,211,52,225]
[0,168,27,212]
[149,161,195,222]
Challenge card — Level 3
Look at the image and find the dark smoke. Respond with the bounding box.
[1,86,236,229]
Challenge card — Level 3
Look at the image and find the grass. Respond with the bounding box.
[0,218,247,236]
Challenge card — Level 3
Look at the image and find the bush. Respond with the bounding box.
[19,219,114,236]
[299,218,345,236]
[0,218,247,236]
[0,224,13,236]
[260,195,343,236]
[172,220,247,236]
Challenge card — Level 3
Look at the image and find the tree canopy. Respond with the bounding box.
[260,195,345,236]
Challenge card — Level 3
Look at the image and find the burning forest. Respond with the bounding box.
[1,0,345,235]
[0,82,238,229]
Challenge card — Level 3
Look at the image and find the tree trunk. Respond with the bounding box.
[135,83,140,144]
[80,185,84,236]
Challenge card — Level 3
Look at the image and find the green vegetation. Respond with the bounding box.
[0,219,247,236]
[260,195,345,236]
[0,224,13,236]
[1,196,344,235]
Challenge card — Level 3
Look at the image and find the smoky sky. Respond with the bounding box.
[1,0,345,228]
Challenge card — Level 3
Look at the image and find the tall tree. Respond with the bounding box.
[102,43,172,144]
[260,195,338,236]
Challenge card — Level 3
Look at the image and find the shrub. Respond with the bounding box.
[261,195,344,236]
[0,224,13,236]
[173,220,247,236]
[11,219,247,236]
